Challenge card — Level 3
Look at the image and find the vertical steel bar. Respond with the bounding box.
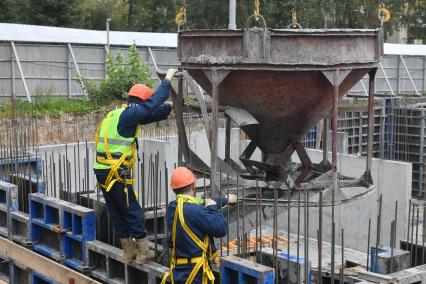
[210,68,219,197]
[411,203,415,266]
[367,218,371,271]
[408,199,412,244]
[375,194,382,272]
[390,221,395,273]
[322,119,328,163]
[331,69,339,284]
[296,190,301,283]
[340,228,344,283]
[318,191,323,284]
[304,190,309,284]
[415,208,420,266]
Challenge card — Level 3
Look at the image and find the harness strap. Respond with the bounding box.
[95,114,138,198]
[161,196,216,284]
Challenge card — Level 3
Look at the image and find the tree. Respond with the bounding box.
[0,0,30,23]
[130,0,179,32]
[401,0,426,43]
[80,0,129,31]
[27,0,84,27]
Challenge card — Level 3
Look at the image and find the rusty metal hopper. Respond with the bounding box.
[179,29,382,156]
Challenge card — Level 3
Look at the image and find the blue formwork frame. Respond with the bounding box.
[279,252,312,284]
[0,156,42,181]
[31,271,59,284]
[62,203,96,272]
[29,193,65,262]
[220,256,274,284]
[370,246,389,273]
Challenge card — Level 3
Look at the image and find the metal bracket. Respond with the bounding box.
[10,42,31,102]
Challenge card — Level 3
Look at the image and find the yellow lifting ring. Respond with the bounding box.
[175,7,186,26]
[378,3,391,23]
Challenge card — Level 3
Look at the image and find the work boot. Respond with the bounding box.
[134,237,155,265]
[120,238,137,264]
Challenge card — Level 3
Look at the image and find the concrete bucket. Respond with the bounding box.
[174,28,383,204]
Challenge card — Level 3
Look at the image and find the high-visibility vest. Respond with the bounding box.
[162,195,217,284]
[93,107,138,194]
[94,107,136,170]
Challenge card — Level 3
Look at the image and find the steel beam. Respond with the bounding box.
[366,68,377,180]
[10,42,31,102]
[204,68,230,197]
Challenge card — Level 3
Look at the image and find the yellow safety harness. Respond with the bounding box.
[94,109,140,205]
[162,195,218,284]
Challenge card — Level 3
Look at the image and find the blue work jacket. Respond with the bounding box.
[166,196,228,283]
[167,197,228,259]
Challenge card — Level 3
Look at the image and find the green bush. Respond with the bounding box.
[78,42,155,105]
[0,91,96,118]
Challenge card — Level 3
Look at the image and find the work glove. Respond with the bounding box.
[204,198,217,207]
[228,194,238,205]
[165,68,178,81]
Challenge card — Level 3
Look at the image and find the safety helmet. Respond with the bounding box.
[170,167,196,190]
[128,84,153,101]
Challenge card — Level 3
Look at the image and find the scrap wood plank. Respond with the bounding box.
[0,236,100,284]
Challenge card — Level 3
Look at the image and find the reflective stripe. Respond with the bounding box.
[97,151,133,161]
[97,138,134,147]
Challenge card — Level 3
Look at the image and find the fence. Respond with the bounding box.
[0,42,178,100]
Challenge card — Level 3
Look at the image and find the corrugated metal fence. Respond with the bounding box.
[0,42,178,100]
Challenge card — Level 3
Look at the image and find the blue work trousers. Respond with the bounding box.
[95,173,146,239]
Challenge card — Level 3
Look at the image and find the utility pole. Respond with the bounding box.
[228,0,237,29]
[106,17,112,53]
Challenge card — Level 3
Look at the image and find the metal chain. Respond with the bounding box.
[254,0,261,21]
[289,0,301,29]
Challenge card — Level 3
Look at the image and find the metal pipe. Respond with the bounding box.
[366,68,377,178]
[106,17,111,54]
[228,0,237,29]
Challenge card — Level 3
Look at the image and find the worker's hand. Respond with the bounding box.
[165,68,178,81]
[228,194,238,205]
[204,198,217,207]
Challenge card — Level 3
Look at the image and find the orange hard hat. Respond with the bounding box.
[128,84,153,101]
[170,167,196,190]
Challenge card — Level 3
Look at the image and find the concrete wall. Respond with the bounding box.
[264,149,412,252]
[34,131,411,253]
[34,129,245,205]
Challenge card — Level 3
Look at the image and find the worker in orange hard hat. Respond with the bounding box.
[93,68,178,265]
[162,167,238,284]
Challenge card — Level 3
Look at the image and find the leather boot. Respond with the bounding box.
[134,237,155,265]
[120,238,137,264]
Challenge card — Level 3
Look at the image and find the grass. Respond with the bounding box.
[0,93,108,118]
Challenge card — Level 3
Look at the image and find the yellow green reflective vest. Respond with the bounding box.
[93,107,136,170]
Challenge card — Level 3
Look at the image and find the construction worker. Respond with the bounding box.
[162,167,238,284]
[93,68,178,265]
